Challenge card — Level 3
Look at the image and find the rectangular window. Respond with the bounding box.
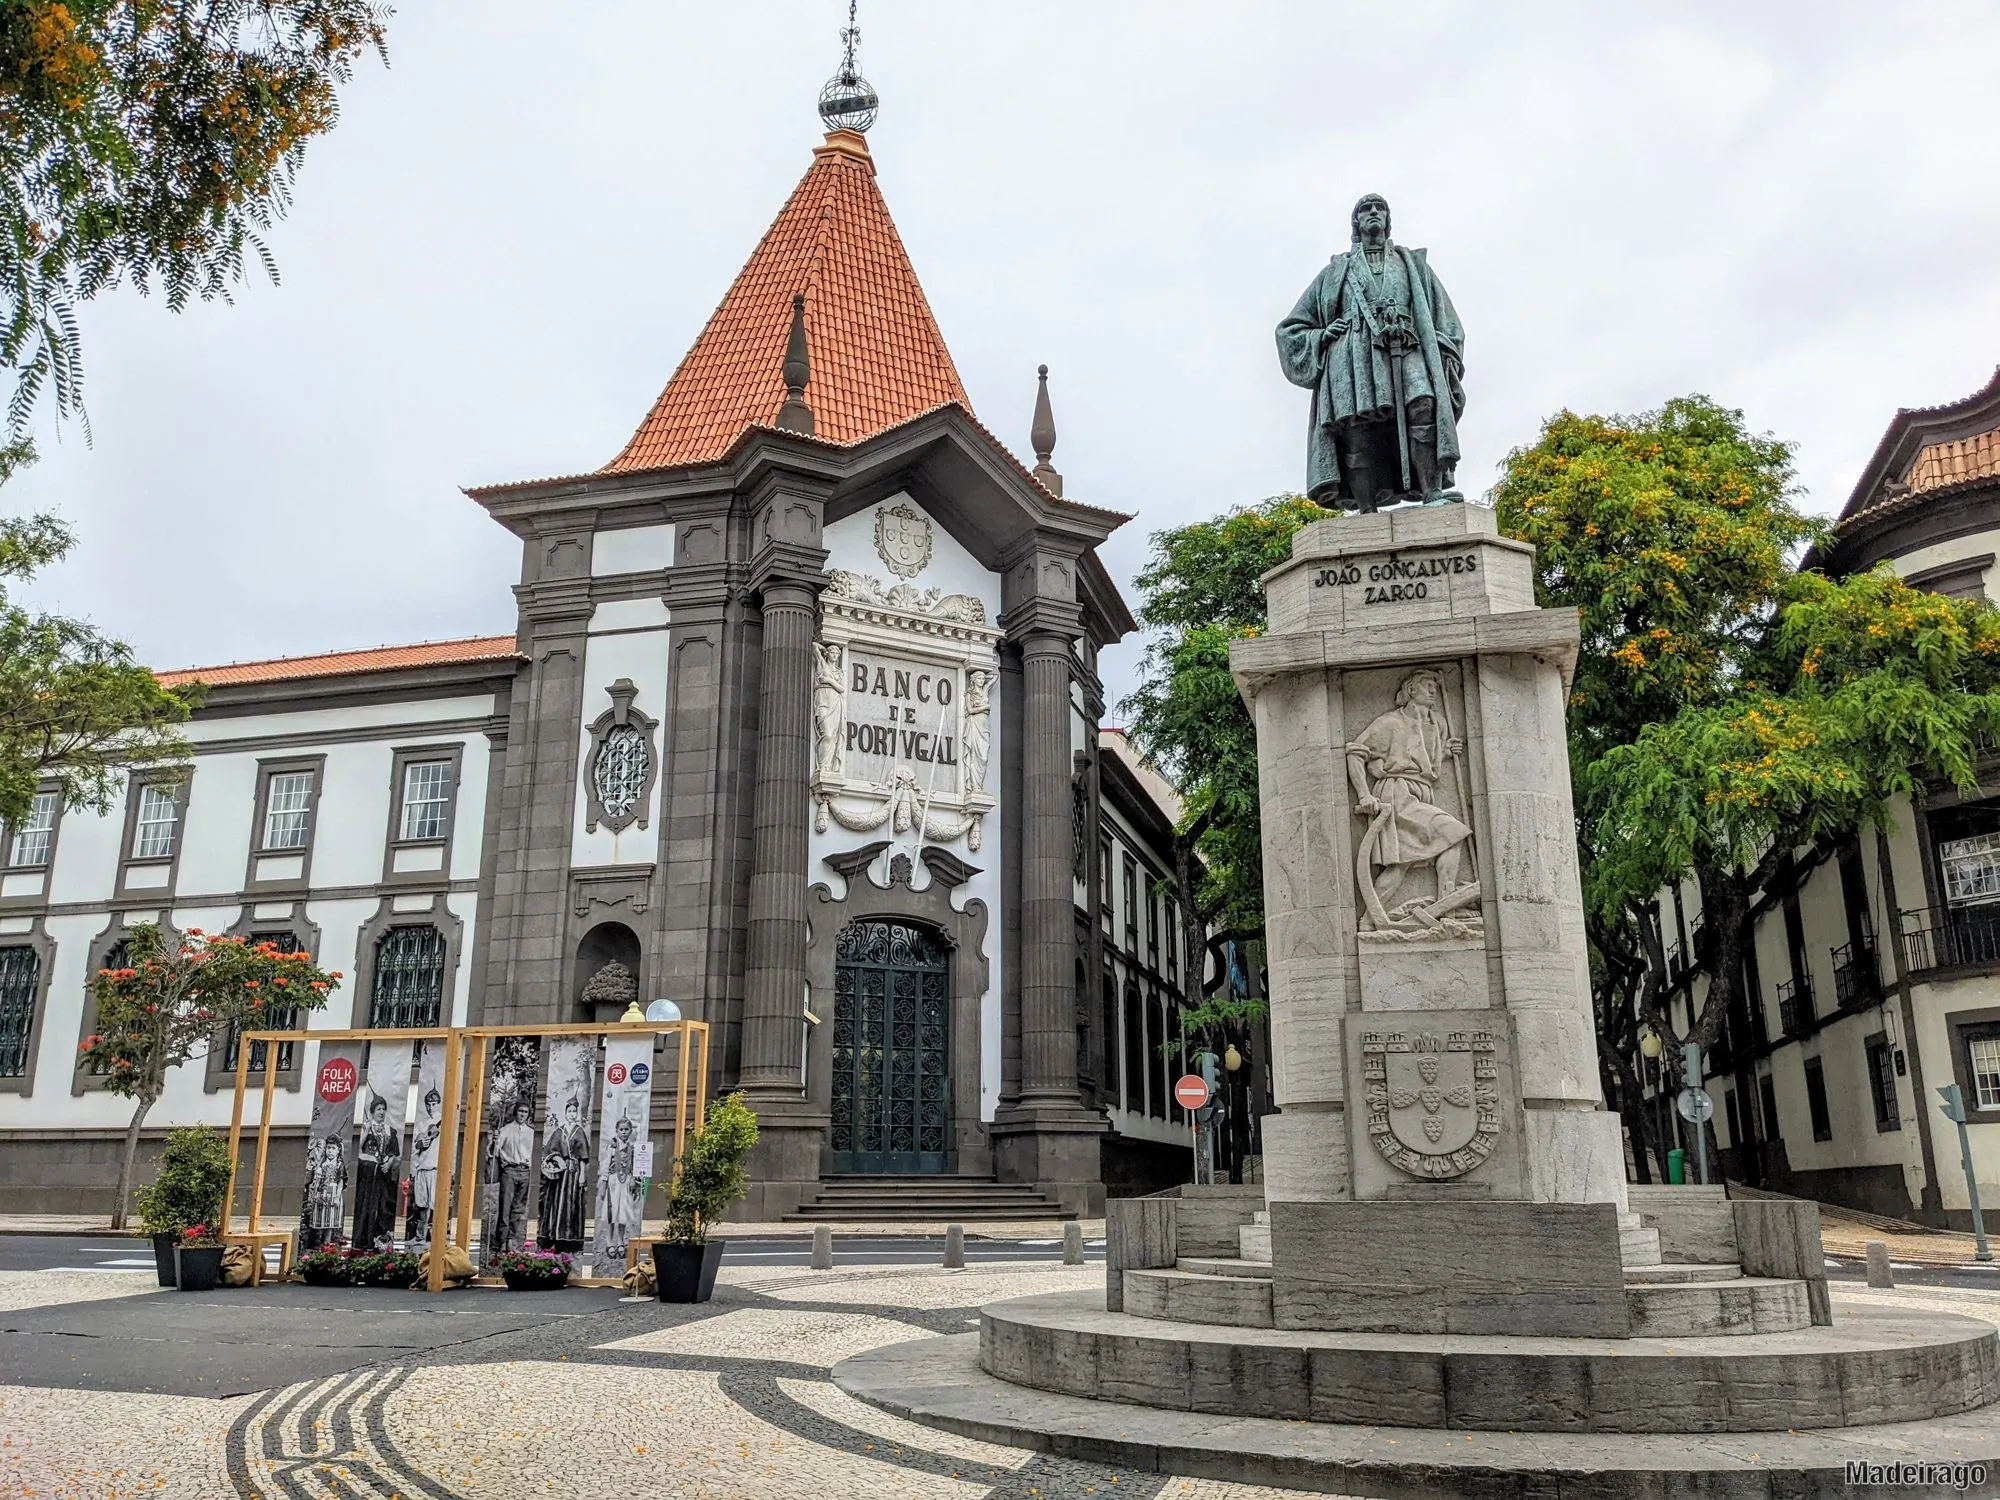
[1971,1035,2000,1112]
[262,772,314,850]
[7,791,57,868]
[1941,832,2000,908]
[1165,896,1179,981]
[398,760,452,841]
[1122,856,1138,953]
[1759,1073,1781,1142]
[133,783,182,859]
[1866,1038,1901,1130]
[1099,838,1113,934]
[1145,877,1159,965]
[0,945,40,1077]
[1803,1056,1833,1142]
[1723,1088,1741,1147]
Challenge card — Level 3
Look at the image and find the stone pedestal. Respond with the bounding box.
[1229,504,1631,1330]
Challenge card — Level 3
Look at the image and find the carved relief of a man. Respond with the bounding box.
[1346,670,1472,914]
[812,641,845,781]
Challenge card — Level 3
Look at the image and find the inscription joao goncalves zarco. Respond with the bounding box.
[1313,550,1477,605]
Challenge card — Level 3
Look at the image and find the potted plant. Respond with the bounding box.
[174,1223,226,1292]
[653,1093,758,1303]
[293,1241,354,1287]
[135,1126,235,1288]
[493,1247,572,1291]
[349,1248,421,1289]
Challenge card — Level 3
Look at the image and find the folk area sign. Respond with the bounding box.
[1174,1074,1211,1112]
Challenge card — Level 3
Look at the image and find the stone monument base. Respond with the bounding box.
[835,1329,2000,1499]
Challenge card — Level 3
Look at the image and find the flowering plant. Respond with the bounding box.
[293,1243,355,1285]
[78,925,341,1230]
[492,1248,572,1287]
[179,1222,223,1248]
[347,1248,421,1288]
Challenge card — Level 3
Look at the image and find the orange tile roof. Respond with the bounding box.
[158,634,521,688]
[1908,427,2000,496]
[604,129,970,474]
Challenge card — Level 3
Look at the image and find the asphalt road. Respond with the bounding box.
[0,1232,1105,1274]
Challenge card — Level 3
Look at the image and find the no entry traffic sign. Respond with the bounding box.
[1173,1073,1211,1111]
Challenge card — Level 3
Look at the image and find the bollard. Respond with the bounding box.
[1865,1239,1895,1289]
[810,1224,833,1270]
[942,1223,965,1269]
[1063,1221,1085,1266]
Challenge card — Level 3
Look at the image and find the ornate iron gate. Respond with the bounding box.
[829,920,952,1174]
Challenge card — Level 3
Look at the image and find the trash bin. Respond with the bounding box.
[1666,1148,1686,1185]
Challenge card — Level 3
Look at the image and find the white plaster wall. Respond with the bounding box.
[591,523,674,577]
[1888,529,2000,600]
[812,493,1006,1122]
[571,597,672,869]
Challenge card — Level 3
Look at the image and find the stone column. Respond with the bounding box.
[1017,627,1080,1102]
[740,576,819,1093]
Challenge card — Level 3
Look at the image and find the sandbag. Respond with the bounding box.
[622,1259,655,1298]
[220,1243,256,1287]
[417,1243,478,1286]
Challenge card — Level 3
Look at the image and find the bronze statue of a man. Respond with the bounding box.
[1276,194,1465,512]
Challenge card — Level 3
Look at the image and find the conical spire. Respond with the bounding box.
[775,294,815,434]
[603,130,969,473]
[1029,363,1061,496]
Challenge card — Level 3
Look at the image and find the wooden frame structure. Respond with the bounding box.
[223,1020,712,1292]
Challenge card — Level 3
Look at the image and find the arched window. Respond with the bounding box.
[79,940,127,1077]
[0,946,40,1078]
[223,931,302,1072]
[369,926,446,1028]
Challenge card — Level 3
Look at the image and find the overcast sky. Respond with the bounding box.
[10,1,1999,715]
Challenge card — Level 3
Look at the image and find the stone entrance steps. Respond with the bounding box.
[783,1175,1070,1222]
[1124,1257,1813,1337]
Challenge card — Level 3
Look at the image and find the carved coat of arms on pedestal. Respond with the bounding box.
[811,501,999,852]
[1360,1029,1499,1179]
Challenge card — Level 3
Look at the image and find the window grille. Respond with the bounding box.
[263,773,314,850]
[368,925,446,1028]
[82,940,126,1075]
[593,725,650,822]
[399,761,452,841]
[0,946,38,1077]
[1972,1035,2000,1112]
[1941,832,2000,908]
[8,791,57,868]
[134,784,182,859]
[1866,1040,1900,1129]
[223,931,301,1073]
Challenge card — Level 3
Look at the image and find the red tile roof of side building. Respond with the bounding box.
[602,128,971,474]
[157,634,522,688]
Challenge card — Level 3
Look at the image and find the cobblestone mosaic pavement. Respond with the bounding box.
[4,1264,2000,1500]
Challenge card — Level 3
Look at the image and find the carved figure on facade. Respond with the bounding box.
[812,641,846,781]
[818,763,985,850]
[1361,1029,1499,1179]
[961,668,991,796]
[1347,668,1480,941]
[874,500,935,578]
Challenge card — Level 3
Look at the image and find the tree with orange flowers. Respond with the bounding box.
[80,924,340,1228]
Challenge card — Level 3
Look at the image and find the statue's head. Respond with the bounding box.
[1351,194,1391,245]
[1396,670,1442,709]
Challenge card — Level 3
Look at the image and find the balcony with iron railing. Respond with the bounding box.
[1776,976,1815,1037]
[1831,938,1881,1008]
[1897,903,2000,980]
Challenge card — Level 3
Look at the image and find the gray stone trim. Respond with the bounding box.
[112,768,191,903]
[71,911,178,1097]
[1945,1004,2000,1125]
[806,853,992,1175]
[348,894,465,1030]
[0,780,67,913]
[379,741,467,886]
[580,679,660,834]
[200,902,324,1093]
[242,754,327,896]
[0,918,57,1095]
[187,715,496,756]
[463,687,511,1026]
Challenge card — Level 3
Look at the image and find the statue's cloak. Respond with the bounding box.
[1276,244,1464,504]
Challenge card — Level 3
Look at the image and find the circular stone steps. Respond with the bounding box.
[1174,1256,1277,1279]
[979,1288,1999,1433]
[1125,1268,1272,1327]
[1622,1262,1745,1283]
[835,1331,2000,1499]
[1625,1276,1811,1337]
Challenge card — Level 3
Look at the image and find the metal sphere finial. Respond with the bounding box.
[818,0,879,133]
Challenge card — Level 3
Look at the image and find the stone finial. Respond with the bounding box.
[776,293,816,435]
[1030,363,1062,496]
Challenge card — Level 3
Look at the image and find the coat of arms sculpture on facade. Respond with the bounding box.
[874,499,934,578]
[1360,1029,1500,1179]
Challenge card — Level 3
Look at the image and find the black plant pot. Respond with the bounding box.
[174,1245,224,1292]
[150,1233,178,1288]
[652,1240,725,1303]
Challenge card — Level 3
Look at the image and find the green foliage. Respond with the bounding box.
[1125,495,1322,941]
[81,924,341,1100]
[346,1248,420,1288]
[666,1093,759,1244]
[1495,396,1819,760]
[134,1123,232,1236]
[0,0,389,430]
